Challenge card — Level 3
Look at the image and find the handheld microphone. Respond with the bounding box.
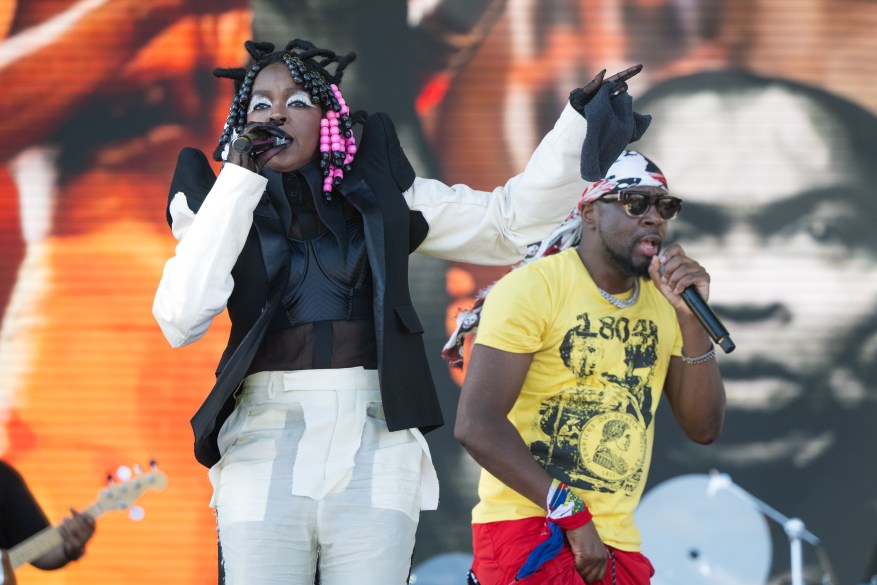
[659,263,735,353]
[680,286,735,353]
[231,126,290,155]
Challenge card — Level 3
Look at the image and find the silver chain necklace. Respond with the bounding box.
[598,278,640,309]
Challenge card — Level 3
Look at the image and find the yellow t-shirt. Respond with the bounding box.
[472,248,683,552]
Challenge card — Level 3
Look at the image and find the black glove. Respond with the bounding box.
[577,80,652,182]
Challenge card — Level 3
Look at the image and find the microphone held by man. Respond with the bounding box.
[659,262,735,353]
[680,286,735,353]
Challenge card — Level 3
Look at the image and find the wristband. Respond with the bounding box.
[515,479,592,580]
[546,478,593,529]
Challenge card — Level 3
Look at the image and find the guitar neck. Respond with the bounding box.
[8,503,99,570]
[5,466,167,572]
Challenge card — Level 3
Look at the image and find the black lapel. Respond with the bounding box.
[300,162,348,257]
[263,169,291,229]
[254,169,290,284]
[339,177,386,360]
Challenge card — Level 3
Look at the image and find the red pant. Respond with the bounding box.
[471,517,654,585]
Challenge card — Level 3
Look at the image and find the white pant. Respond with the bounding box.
[208,368,439,585]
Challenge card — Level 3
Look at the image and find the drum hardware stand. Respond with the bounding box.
[707,471,836,585]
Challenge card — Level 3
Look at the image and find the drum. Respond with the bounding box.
[635,473,772,585]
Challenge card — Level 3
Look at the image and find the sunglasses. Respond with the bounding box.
[597,190,682,220]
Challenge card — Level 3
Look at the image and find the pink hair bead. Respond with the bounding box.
[317,83,358,200]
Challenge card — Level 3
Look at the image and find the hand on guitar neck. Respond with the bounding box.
[0,514,91,583]
[26,507,95,571]
[1,461,167,580]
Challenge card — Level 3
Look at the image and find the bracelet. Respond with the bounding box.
[681,347,716,365]
[546,478,592,528]
[516,480,593,580]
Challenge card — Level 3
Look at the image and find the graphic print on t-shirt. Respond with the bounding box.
[530,311,660,495]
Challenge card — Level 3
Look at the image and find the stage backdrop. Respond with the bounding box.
[1,1,875,585]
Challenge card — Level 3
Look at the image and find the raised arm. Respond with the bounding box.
[406,66,645,265]
[405,101,587,265]
[152,149,267,347]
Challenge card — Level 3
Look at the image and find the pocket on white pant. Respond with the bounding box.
[365,407,424,520]
[209,403,304,515]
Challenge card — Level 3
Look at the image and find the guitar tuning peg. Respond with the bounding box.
[133,464,143,476]
[106,474,115,486]
[116,465,133,482]
[149,459,158,470]
[128,505,145,522]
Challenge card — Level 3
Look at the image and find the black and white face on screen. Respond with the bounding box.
[634,71,877,584]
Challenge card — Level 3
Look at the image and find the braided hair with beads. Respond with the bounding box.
[213,39,358,202]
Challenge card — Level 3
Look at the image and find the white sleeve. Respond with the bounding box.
[404,102,589,266]
[152,164,268,348]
